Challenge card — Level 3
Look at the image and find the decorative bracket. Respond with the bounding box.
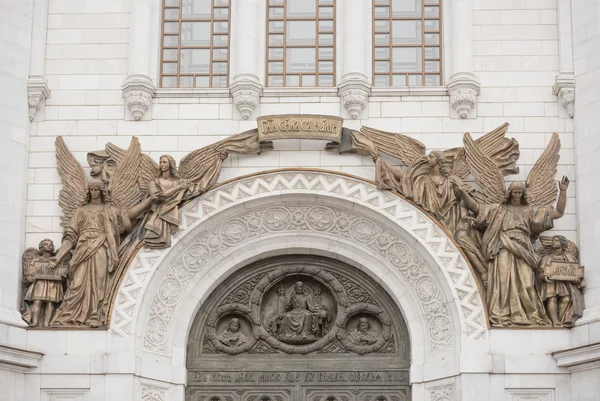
[122,74,156,121]
[27,75,50,122]
[553,74,575,118]
[338,74,371,119]
[230,74,262,120]
[447,73,480,119]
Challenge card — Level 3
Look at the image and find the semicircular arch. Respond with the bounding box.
[110,169,487,380]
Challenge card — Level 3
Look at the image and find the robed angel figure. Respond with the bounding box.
[330,123,520,282]
[47,137,156,327]
[452,132,568,327]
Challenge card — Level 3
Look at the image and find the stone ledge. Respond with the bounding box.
[552,342,600,372]
[0,344,43,373]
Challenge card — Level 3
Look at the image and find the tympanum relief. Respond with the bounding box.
[22,114,581,330]
[186,256,410,401]
[197,263,400,356]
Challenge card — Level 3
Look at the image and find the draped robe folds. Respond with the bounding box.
[348,329,379,345]
[51,204,130,327]
[477,204,553,327]
[280,292,318,338]
[217,328,248,348]
[538,252,585,327]
[143,177,189,250]
[411,173,463,233]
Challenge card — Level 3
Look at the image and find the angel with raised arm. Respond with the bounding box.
[48,138,155,328]
[332,124,519,283]
[345,124,519,232]
[453,132,568,327]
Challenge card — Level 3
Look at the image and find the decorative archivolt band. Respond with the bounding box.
[111,170,486,354]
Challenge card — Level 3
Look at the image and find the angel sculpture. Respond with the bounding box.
[452,132,569,327]
[331,124,519,283]
[21,239,68,327]
[340,123,519,230]
[89,129,270,250]
[536,235,585,327]
[47,137,155,328]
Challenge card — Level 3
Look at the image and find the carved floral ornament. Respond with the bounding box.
[142,202,455,355]
[29,114,576,337]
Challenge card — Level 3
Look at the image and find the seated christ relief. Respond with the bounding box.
[270,281,329,344]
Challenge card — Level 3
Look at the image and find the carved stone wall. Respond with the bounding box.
[113,171,486,358]
[143,202,453,355]
[186,255,410,401]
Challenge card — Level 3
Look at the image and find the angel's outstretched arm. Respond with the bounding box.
[451,177,479,215]
[551,176,569,219]
[128,197,154,221]
[51,240,74,267]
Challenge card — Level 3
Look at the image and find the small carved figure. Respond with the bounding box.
[216,317,248,348]
[278,281,327,342]
[21,239,67,327]
[453,132,568,327]
[537,235,585,327]
[348,317,380,346]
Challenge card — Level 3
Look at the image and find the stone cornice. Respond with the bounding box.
[552,342,600,372]
[0,345,43,373]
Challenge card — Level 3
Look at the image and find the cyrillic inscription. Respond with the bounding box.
[188,370,409,385]
[257,115,343,143]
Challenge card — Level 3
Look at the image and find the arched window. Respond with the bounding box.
[266,0,336,87]
[160,0,231,88]
[372,0,442,86]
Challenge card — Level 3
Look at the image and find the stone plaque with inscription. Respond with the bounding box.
[257,114,343,143]
[547,261,583,281]
[186,255,410,401]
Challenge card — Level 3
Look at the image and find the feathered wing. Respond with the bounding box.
[107,137,144,209]
[138,154,159,198]
[178,143,221,183]
[105,140,158,198]
[526,133,561,208]
[22,248,39,281]
[463,132,506,204]
[358,126,426,167]
[450,123,520,178]
[56,137,88,228]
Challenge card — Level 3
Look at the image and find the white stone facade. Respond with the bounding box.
[0,0,599,400]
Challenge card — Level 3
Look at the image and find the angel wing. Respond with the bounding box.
[105,140,159,199]
[56,137,88,228]
[526,133,561,208]
[178,130,264,183]
[22,247,39,282]
[463,132,506,204]
[449,123,520,178]
[178,143,221,183]
[358,126,426,167]
[107,137,144,209]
